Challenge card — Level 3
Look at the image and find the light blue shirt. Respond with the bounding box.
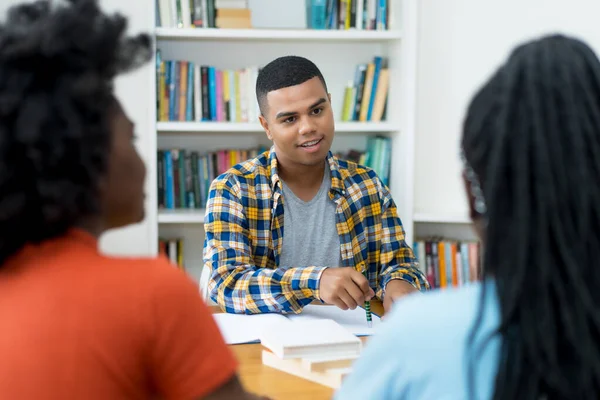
[334,280,502,400]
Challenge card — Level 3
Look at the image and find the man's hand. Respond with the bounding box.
[318,268,375,310]
[383,280,419,315]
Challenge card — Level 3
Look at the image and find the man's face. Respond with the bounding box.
[259,76,335,169]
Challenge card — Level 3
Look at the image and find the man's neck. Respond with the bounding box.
[277,158,326,188]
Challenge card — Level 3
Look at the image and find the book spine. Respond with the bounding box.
[180,0,192,27]
[208,66,217,121]
[194,64,202,121]
[223,69,231,121]
[229,70,236,122]
[355,0,363,29]
[311,0,327,29]
[207,0,216,28]
[341,81,354,121]
[168,61,177,121]
[178,150,186,208]
[367,0,376,30]
[157,151,165,208]
[192,0,204,26]
[359,62,374,121]
[216,69,223,121]
[171,149,181,208]
[201,66,209,121]
[186,62,194,121]
[366,56,382,121]
[164,151,174,209]
[239,69,248,122]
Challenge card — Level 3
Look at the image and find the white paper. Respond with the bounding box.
[213,313,290,345]
[213,304,381,345]
[287,304,381,336]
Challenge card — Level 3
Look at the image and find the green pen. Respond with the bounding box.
[363,270,373,328]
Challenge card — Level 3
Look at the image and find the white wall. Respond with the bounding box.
[98,0,157,256]
[414,0,600,219]
[0,0,157,256]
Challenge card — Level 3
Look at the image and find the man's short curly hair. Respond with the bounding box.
[0,0,151,265]
[255,55,328,116]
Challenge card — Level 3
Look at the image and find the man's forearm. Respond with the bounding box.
[377,263,429,299]
[209,264,327,314]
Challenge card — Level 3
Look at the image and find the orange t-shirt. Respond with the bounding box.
[0,229,237,400]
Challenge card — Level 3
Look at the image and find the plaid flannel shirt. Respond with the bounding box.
[203,148,429,314]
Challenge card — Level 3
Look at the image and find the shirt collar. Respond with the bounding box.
[268,146,345,195]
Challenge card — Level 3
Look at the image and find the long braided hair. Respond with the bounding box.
[463,34,600,399]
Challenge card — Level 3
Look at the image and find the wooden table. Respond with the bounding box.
[212,301,384,400]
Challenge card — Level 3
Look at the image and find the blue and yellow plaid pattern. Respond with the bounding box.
[204,147,429,314]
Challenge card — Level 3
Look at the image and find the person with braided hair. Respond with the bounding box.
[335,34,600,399]
[0,1,267,399]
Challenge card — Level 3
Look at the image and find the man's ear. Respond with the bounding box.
[259,115,272,141]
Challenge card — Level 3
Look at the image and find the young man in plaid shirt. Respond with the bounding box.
[203,56,429,315]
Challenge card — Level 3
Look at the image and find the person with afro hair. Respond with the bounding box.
[0,1,267,399]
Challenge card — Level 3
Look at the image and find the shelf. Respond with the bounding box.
[158,209,206,224]
[155,27,402,41]
[156,121,399,133]
[413,213,472,224]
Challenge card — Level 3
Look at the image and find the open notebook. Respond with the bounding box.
[213,304,382,345]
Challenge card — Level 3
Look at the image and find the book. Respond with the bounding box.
[260,319,361,360]
[213,303,381,345]
[300,353,357,372]
[414,238,482,289]
[212,313,286,345]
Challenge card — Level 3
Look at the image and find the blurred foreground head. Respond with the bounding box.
[0,0,152,265]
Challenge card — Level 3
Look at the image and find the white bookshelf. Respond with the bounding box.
[158,209,206,224]
[157,121,400,133]
[150,0,418,281]
[413,213,471,224]
[412,214,476,243]
[156,27,403,41]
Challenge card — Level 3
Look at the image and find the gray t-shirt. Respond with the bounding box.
[279,164,342,268]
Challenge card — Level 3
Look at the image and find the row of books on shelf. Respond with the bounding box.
[159,237,185,269]
[310,0,390,31]
[158,138,391,210]
[413,239,482,289]
[157,0,246,29]
[156,52,260,123]
[162,237,478,295]
[157,147,265,210]
[155,52,389,124]
[340,56,389,122]
[334,136,391,185]
[157,0,391,31]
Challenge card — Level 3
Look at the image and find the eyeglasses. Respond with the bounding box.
[460,150,487,215]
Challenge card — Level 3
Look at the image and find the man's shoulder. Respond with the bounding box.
[211,150,271,190]
[335,157,383,187]
[334,157,386,202]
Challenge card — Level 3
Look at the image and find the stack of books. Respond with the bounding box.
[157,0,251,28]
[259,319,362,389]
[340,56,389,122]
[215,0,251,28]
